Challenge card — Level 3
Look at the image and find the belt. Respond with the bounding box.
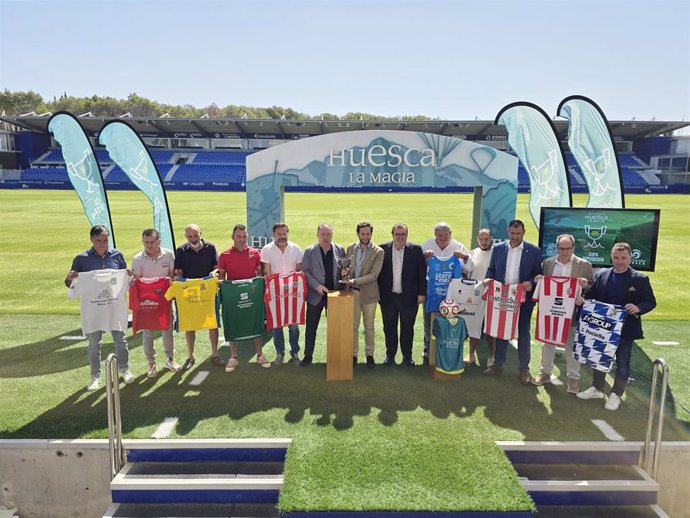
[352,286,360,291]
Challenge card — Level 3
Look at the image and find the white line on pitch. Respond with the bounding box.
[60,335,86,340]
[189,370,210,386]
[152,417,178,439]
[592,419,625,442]
[652,341,679,346]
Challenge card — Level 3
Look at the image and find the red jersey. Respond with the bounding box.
[532,276,581,347]
[482,280,525,340]
[129,277,172,333]
[219,246,261,281]
[264,272,307,330]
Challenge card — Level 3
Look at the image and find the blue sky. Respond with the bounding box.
[1,0,689,120]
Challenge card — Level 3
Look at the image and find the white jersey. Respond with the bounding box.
[446,278,485,339]
[532,276,582,347]
[264,272,307,330]
[69,269,129,335]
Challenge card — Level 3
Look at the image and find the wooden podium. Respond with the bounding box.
[326,290,355,381]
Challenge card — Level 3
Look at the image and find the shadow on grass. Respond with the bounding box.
[0,329,142,378]
[5,339,690,441]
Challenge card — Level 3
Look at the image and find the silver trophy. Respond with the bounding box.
[337,256,352,288]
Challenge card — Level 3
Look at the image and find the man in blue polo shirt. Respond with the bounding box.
[65,225,134,391]
[174,223,222,369]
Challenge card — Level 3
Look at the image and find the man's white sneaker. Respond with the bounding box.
[121,370,135,384]
[86,377,100,391]
[165,358,182,372]
[605,393,622,411]
[576,386,604,400]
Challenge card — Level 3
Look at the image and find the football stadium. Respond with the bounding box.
[0,108,689,518]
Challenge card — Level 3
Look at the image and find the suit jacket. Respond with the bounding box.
[587,267,656,341]
[377,241,427,307]
[541,255,594,290]
[487,240,541,290]
[345,242,384,304]
[301,242,345,306]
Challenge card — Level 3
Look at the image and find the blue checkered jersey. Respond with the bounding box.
[433,317,468,375]
[426,255,463,313]
[574,299,628,373]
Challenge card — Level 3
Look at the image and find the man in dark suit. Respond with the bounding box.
[576,242,656,411]
[377,223,427,366]
[300,223,345,366]
[484,219,542,383]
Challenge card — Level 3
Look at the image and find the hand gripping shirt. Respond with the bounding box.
[129,277,172,333]
[482,280,525,340]
[574,299,628,373]
[426,255,463,313]
[164,276,219,331]
[446,278,485,339]
[433,317,468,375]
[532,276,582,347]
[220,277,266,341]
[68,269,130,335]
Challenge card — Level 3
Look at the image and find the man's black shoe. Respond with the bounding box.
[422,356,430,366]
[353,356,357,366]
[366,356,375,369]
[300,357,313,367]
[383,355,395,366]
[403,357,415,367]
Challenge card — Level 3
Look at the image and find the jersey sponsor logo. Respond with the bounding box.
[582,313,613,330]
[97,289,111,299]
[110,277,118,285]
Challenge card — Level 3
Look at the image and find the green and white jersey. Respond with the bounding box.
[433,317,468,375]
[220,277,265,341]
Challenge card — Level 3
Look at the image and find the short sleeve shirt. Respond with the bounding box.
[219,246,261,280]
[174,241,218,278]
[260,241,302,274]
[131,248,175,278]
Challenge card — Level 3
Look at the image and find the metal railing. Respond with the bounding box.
[642,358,669,480]
[105,353,125,479]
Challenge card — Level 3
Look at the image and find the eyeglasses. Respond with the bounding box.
[393,233,408,237]
[557,246,573,251]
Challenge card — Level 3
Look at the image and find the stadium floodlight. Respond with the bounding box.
[160,113,171,118]
[38,112,53,117]
[119,112,132,118]
[78,112,93,118]
[19,111,38,117]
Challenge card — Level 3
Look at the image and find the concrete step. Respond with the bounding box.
[103,502,279,518]
[535,504,670,517]
[514,464,658,506]
[498,441,642,465]
[124,438,291,463]
[111,462,282,504]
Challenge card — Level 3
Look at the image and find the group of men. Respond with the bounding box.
[66,218,656,411]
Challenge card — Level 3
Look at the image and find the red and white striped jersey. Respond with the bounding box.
[532,276,581,347]
[482,281,525,340]
[264,272,307,330]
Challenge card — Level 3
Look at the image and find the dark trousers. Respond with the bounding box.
[303,297,326,361]
[592,338,633,396]
[494,301,535,371]
[380,294,419,361]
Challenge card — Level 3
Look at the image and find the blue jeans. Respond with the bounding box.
[273,325,300,356]
[493,301,535,371]
[87,330,129,378]
[592,338,633,396]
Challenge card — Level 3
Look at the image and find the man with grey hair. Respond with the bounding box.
[300,223,345,366]
[131,228,182,378]
[531,233,593,393]
[421,221,472,365]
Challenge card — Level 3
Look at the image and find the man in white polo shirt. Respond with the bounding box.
[260,222,303,366]
[131,228,182,377]
[421,222,473,365]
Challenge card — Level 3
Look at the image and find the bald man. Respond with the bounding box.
[174,224,221,370]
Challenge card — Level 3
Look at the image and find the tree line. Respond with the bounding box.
[0,90,437,122]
